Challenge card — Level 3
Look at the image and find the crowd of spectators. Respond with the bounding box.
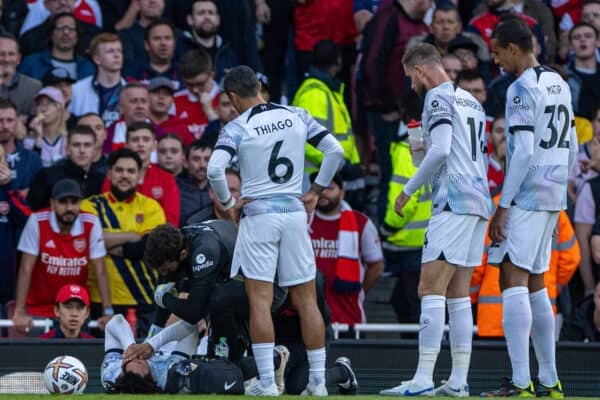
[0,0,598,341]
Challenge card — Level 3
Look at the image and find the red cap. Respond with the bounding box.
[55,284,90,306]
[407,119,421,128]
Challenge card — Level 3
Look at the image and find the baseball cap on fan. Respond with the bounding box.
[148,76,175,93]
[51,178,83,200]
[55,284,90,306]
[42,68,76,86]
[35,86,66,108]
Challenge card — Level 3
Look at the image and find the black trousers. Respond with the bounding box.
[209,280,288,363]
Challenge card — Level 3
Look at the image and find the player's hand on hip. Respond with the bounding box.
[12,311,32,333]
[489,206,508,243]
[154,282,177,308]
[394,191,411,217]
[227,198,252,227]
[301,189,319,216]
[123,343,154,362]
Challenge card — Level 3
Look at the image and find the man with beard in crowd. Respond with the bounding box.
[13,178,112,334]
[81,149,166,337]
[308,172,383,329]
[182,0,240,81]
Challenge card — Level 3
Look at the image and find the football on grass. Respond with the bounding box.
[43,355,88,394]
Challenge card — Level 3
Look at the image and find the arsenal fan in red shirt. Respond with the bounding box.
[309,173,384,328]
[12,179,112,334]
[102,122,180,226]
[148,77,194,147]
[39,284,95,339]
[173,48,219,139]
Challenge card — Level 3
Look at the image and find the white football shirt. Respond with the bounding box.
[421,81,492,218]
[214,103,328,215]
[503,66,576,211]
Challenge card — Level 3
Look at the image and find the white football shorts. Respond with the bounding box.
[422,211,488,267]
[231,211,316,286]
[487,207,559,274]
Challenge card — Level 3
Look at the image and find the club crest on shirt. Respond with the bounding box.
[151,186,163,199]
[513,96,521,105]
[74,238,86,253]
[431,100,439,108]
[136,214,144,224]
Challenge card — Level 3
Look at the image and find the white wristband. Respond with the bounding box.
[222,196,236,210]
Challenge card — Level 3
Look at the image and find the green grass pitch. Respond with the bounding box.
[0,396,595,399]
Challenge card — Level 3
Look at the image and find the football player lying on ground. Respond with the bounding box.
[132,222,359,394]
[101,313,198,393]
[102,313,287,394]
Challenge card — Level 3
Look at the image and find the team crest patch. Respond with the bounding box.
[136,214,144,224]
[151,186,164,199]
[513,96,521,105]
[431,100,439,108]
[74,238,86,252]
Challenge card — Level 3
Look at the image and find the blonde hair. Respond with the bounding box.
[402,43,443,70]
[88,32,121,56]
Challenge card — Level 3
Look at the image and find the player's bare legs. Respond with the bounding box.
[246,279,275,343]
[289,279,325,350]
[289,279,327,395]
[245,278,278,395]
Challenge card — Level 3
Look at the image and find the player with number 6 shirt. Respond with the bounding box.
[380,43,492,397]
[206,66,344,396]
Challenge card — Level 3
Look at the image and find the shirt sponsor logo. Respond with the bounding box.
[192,252,214,272]
[41,252,86,275]
[45,240,56,249]
[311,238,338,258]
[509,95,530,111]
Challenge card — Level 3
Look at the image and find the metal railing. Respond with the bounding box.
[0,319,99,334]
[0,320,478,338]
[332,323,479,339]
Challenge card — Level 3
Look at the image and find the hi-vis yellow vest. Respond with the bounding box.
[381,139,431,250]
[292,78,360,173]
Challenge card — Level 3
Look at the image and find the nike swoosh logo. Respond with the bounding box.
[403,387,433,396]
[224,381,236,391]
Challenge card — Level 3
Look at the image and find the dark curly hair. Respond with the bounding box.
[144,224,185,270]
[109,371,159,394]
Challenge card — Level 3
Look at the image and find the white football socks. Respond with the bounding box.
[529,288,559,386]
[413,295,446,386]
[307,347,326,386]
[252,342,275,388]
[104,314,135,351]
[447,297,473,388]
[502,286,532,388]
